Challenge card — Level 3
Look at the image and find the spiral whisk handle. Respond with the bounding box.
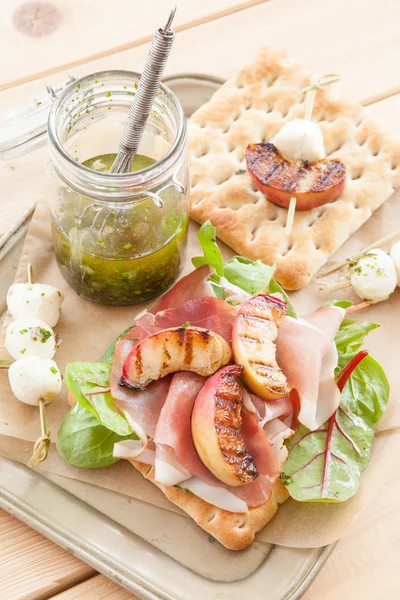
[111,9,176,174]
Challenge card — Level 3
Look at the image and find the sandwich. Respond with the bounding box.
[57,221,390,550]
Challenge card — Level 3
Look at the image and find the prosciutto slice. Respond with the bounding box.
[150,265,212,313]
[276,305,345,430]
[248,392,294,426]
[154,372,280,507]
[154,372,210,479]
[134,297,237,342]
[110,296,236,405]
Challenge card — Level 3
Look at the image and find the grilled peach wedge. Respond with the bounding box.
[121,326,231,389]
[191,365,259,487]
[246,142,346,210]
[232,295,291,400]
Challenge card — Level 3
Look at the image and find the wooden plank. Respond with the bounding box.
[0,509,95,600]
[50,574,136,600]
[0,0,268,90]
[1,0,400,109]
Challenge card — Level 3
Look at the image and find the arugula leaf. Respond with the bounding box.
[341,355,390,428]
[282,408,374,502]
[207,273,227,300]
[223,256,275,295]
[192,221,224,276]
[56,402,136,468]
[193,221,297,317]
[65,361,132,436]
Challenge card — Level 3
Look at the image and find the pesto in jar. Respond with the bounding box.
[52,153,188,306]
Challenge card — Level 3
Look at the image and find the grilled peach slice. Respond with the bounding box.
[246,142,346,210]
[191,365,259,487]
[232,295,291,400]
[121,327,232,389]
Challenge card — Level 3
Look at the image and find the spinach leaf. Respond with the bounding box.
[56,402,136,468]
[192,221,224,276]
[341,355,390,428]
[282,408,374,502]
[324,299,354,309]
[101,326,133,362]
[335,321,379,371]
[64,361,132,436]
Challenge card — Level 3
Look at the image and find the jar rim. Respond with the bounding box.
[47,70,186,188]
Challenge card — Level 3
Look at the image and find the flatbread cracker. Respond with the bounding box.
[188,47,400,290]
[131,460,289,550]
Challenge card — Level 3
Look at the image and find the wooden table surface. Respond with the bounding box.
[1,1,400,598]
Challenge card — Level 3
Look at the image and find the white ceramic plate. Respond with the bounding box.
[0,75,334,599]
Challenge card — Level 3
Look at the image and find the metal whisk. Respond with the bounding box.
[110,6,177,173]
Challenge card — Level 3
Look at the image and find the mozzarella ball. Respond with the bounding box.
[350,249,397,303]
[389,240,400,286]
[5,319,56,360]
[273,119,325,163]
[7,283,64,327]
[8,357,62,406]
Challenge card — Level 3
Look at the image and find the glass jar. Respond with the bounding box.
[46,70,189,306]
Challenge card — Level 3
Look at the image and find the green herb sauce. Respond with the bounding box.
[52,153,188,306]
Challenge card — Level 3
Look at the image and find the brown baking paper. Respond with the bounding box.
[1,196,400,548]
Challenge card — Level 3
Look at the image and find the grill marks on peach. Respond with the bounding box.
[233,295,291,400]
[214,370,258,484]
[246,143,345,193]
[246,142,346,210]
[122,327,232,389]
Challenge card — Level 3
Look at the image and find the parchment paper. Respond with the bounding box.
[1,196,400,548]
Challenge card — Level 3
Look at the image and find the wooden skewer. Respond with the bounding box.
[284,74,340,236]
[318,228,400,278]
[319,280,352,293]
[346,301,371,314]
[285,196,297,235]
[26,263,52,470]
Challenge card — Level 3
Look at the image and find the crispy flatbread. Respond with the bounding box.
[131,460,289,551]
[188,46,400,290]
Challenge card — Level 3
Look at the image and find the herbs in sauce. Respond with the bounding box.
[52,153,188,306]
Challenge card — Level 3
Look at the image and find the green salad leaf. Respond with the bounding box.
[223,256,276,295]
[335,320,379,370]
[100,326,133,362]
[192,221,224,276]
[282,408,374,502]
[65,361,132,436]
[341,355,390,428]
[192,221,297,317]
[56,402,136,468]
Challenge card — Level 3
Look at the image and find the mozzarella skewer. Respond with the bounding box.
[317,228,400,278]
[3,264,61,468]
[320,248,398,304]
[274,74,340,235]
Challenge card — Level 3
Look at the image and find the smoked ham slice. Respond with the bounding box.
[276,305,345,430]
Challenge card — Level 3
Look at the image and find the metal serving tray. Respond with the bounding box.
[0,74,333,599]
